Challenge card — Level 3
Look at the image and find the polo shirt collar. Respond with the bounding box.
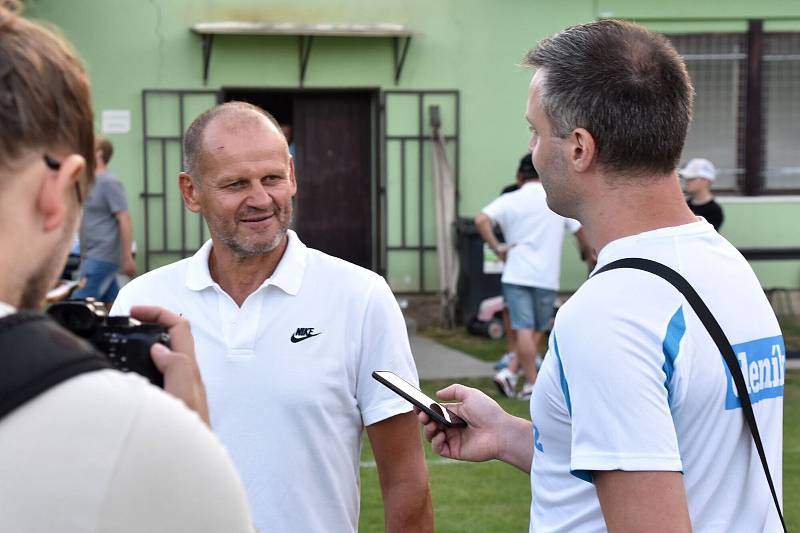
[184,230,307,296]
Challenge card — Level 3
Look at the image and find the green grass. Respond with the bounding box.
[780,316,800,354]
[358,327,800,532]
[359,378,533,532]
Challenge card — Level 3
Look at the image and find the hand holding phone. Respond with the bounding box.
[372,370,467,428]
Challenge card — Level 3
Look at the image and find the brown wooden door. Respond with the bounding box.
[292,93,374,269]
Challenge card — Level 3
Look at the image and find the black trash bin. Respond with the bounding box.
[455,217,503,327]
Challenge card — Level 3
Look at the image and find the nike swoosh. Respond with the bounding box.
[290,332,322,343]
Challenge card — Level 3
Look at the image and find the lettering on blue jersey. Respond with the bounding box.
[724,335,785,410]
[533,424,544,453]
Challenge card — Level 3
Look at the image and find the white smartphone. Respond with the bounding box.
[372,370,467,428]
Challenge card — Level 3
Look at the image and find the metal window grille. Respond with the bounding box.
[668,30,800,194]
[764,33,800,190]
[669,34,747,192]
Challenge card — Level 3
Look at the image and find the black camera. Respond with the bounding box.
[47,298,167,387]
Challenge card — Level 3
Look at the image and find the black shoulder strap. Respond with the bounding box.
[0,312,111,421]
[594,258,786,532]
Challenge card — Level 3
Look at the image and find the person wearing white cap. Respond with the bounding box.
[680,157,724,230]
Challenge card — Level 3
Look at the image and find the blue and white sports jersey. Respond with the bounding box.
[530,220,784,533]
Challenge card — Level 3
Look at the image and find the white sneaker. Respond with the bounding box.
[493,367,518,398]
[517,381,535,400]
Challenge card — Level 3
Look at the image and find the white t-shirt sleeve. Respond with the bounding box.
[481,195,508,230]
[554,273,684,479]
[95,383,254,532]
[356,276,420,427]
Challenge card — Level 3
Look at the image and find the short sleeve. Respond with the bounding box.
[355,276,420,426]
[555,271,684,480]
[481,195,508,229]
[103,178,129,214]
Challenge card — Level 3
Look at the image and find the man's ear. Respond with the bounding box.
[566,127,597,173]
[288,157,298,196]
[38,154,85,232]
[179,172,202,213]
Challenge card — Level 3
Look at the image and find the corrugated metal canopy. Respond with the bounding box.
[191,21,415,37]
[190,22,417,86]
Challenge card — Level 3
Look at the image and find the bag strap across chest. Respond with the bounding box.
[0,312,110,421]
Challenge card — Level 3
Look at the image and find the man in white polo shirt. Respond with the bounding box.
[112,101,433,533]
[475,154,590,399]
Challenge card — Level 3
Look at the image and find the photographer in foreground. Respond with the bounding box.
[0,4,252,531]
[420,20,784,532]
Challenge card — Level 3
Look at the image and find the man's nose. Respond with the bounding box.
[247,182,273,208]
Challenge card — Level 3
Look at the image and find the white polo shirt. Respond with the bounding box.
[112,230,419,533]
[482,181,581,290]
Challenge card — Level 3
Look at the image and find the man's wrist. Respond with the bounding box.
[496,415,534,471]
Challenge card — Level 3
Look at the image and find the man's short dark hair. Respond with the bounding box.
[0,0,95,179]
[95,136,113,165]
[523,19,694,177]
[183,101,283,180]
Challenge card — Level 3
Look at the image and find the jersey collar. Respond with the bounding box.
[184,230,307,296]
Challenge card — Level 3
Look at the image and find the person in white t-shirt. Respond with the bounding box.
[476,154,591,399]
[418,20,784,532]
[0,5,253,532]
[112,101,433,533]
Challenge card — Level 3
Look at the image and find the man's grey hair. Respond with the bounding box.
[523,19,694,177]
[182,101,284,180]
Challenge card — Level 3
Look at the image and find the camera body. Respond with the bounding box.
[47,299,166,387]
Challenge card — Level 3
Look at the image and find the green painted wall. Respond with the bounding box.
[26,0,800,292]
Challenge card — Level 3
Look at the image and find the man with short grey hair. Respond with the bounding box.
[419,20,784,532]
[113,101,434,533]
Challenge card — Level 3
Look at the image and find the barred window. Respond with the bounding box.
[764,33,800,190]
[667,26,800,195]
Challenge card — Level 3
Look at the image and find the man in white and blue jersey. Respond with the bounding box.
[418,20,784,532]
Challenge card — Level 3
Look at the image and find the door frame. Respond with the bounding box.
[221,86,383,272]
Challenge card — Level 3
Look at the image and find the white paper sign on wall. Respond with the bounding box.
[101,110,131,134]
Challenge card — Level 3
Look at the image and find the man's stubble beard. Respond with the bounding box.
[540,150,579,220]
[216,203,294,258]
[19,222,74,310]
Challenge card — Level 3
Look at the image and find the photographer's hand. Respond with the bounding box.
[129,305,210,426]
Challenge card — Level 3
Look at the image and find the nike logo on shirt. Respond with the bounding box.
[291,328,322,343]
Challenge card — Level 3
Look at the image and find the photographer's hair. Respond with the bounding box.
[183,101,284,182]
[523,19,694,177]
[96,135,113,165]
[0,0,95,179]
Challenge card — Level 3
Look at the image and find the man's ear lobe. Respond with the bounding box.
[39,154,85,232]
[569,127,596,173]
[179,172,202,213]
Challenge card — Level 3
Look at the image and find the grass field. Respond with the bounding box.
[358,324,800,532]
